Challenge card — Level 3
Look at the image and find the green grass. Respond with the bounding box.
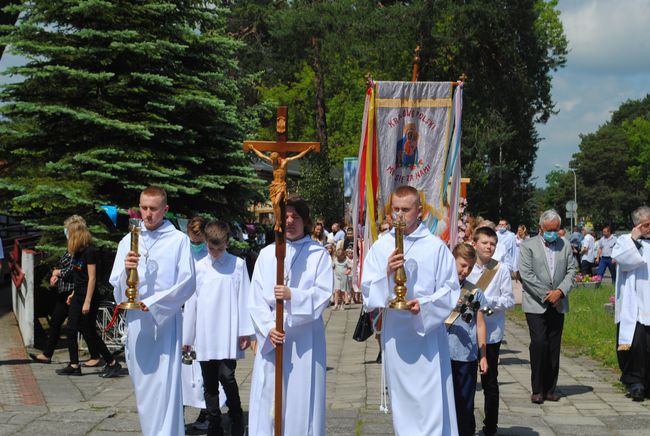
[508,284,618,369]
[355,419,363,436]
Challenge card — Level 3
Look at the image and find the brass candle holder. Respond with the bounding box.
[118,220,143,310]
[389,214,410,310]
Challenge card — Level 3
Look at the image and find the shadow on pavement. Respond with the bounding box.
[558,384,594,396]
[500,356,530,365]
[495,426,540,435]
[0,358,32,366]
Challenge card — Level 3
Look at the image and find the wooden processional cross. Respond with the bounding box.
[243,107,319,436]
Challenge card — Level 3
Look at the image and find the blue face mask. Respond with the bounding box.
[543,231,558,243]
[498,227,507,234]
[190,242,206,253]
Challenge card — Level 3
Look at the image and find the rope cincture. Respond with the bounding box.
[105,304,120,332]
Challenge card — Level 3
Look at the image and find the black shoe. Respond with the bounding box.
[231,418,244,436]
[630,383,645,402]
[482,427,497,436]
[376,351,382,364]
[29,353,52,364]
[56,364,81,376]
[530,393,544,404]
[100,362,122,378]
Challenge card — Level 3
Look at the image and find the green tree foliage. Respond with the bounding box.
[425,0,567,224]
[0,0,263,251]
[229,0,567,225]
[0,0,20,56]
[564,95,650,230]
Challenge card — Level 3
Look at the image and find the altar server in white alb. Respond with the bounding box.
[183,220,253,436]
[248,197,333,436]
[362,185,459,436]
[110,187,195,436]
[495,218,518,275]
[613,206,650,402]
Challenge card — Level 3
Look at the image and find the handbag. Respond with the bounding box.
[352,307,373,342]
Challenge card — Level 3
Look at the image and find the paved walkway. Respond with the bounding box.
[2,283,650,435]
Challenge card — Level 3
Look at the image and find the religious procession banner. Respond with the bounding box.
[352,80,463,280]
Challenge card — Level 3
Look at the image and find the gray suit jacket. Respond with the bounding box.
[518,235,577,314]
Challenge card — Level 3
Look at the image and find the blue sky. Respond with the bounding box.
[533,0,650,186]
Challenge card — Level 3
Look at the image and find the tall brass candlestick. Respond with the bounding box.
[118,222,143,310]
[389,215,410,310]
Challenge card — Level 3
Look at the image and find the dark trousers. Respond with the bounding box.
[480,341,501,433]
[580,260,594,275]
[596,256,616,283]
[67,294,113,365]
[43,292,71,358]
[43,292,100,359]
[617,322,650,388]
[199,359,243,434]
[526,308,564,395]
[451,359,478,436]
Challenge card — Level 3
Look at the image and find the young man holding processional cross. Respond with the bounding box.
[248,197,333,436]
[361,185,460,435]
[110,186,195,436]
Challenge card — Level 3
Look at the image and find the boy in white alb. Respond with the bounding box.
[183,221,253,436]
[467,226,515,436]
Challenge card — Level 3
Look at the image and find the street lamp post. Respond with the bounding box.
[570,168,577,228]
[555,164,577,229]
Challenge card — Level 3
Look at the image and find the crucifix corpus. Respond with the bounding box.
[243,106,319,436]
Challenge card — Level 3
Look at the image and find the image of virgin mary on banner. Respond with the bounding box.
[352,80,463,260]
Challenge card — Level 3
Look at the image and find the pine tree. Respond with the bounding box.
[0,0,262,251]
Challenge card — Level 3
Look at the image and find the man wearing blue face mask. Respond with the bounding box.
[518,210,577,405]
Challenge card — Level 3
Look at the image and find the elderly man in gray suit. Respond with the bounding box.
[519,210,577,404]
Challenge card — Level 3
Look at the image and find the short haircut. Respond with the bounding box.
[477,220,496,229]
[452,243,476,263]
[204,221,230,246]
[539,209,561,226]
[498,218,509,225]
[187,216,207,238]
[473,226,498,242]
[392,185,421,205]
[141,186,168,205]
[631,206,650,226]
[287,196,313,235]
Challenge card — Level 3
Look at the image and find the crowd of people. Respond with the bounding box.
[24,183,650,436]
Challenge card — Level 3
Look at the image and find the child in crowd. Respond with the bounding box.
[345,247,359,304]
[182,221,253,436]
[448,243,488,436]
[325,243,334,258]
[469,226,515,436]
[332,247,350,310]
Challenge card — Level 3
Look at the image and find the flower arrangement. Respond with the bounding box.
[457,197,469,245]
[575,273,602,287]
[575,274,602,283]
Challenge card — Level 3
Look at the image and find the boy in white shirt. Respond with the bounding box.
[183,221,253,436]
[468,226,515,436]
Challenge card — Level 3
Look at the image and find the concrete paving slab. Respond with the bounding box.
[4,273,650,436]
